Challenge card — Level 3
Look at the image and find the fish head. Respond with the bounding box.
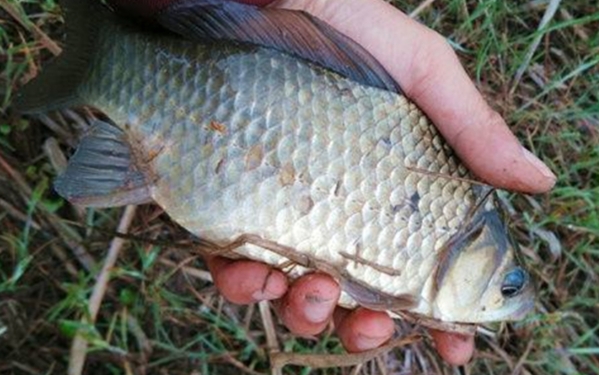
[432,208,535,323]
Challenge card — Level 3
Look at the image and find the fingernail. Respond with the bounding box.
[522,147,556,180]
[303,294,336,323]
[251,272,287,301]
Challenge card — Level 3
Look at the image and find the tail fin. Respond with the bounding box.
[12,0,107,114]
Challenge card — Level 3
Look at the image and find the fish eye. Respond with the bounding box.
[501,267,528,298]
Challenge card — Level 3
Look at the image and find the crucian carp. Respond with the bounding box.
[14,0,534,333]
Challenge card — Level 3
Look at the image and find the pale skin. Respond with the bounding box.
[113,0,557,366]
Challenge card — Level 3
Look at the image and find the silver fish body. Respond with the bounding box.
[17,3,534,327]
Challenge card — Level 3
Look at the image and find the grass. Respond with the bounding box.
[1,0,598,374]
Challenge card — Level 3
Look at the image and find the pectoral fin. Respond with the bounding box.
[54,120,152,207]
[341,277,417,311]
[157,0,401,93]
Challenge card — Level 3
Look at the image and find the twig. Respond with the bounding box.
[221,353,266,375]
[511,0,562,94]
[159,257,213,282]
[0,1,62,56]
[270,334,420,369]
[49,243,79,278]
[481,334,515,371]
[10,361,40,375]
[0,152,96,270]
[258,301,280,351]
[127,314,152,375]
[123,361,133,375]
[63,109,93,132]
[0,153,33,196]
[243,303,256,332]
[68,205,137,375]
[38,114,77,148]
[510,339,534,375]
[349,363,363,375]
[0,198,41,231]
[258,301,281,375]
[559,8,589,41]
[43,137,68,175]
[517,56,599,112]
[376,355,389,375]
[409,0,436,19]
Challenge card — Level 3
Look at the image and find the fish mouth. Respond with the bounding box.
[507,274,537,320]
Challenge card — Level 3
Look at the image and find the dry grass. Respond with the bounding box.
[1,0,598,374]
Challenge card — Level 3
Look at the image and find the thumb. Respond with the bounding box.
[275,0,556,194]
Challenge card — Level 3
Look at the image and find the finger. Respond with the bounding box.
[429,329,475,366]
[276,273,340,336]
[205,256,288,304]
[274,0,555,194]
[334,307,394,353]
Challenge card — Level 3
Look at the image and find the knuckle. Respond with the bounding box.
[473,106,505,138]
[405,30,457,100]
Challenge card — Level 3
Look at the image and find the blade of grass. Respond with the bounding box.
[68,205,137,375]
[510,0,562,94]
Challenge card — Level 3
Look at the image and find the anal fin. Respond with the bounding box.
[54,120,152,207]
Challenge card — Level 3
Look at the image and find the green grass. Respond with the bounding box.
[1,0,599,374]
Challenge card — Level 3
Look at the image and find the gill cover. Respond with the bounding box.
[432,196,534,323]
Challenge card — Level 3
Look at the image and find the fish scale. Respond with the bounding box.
[85,25,472,308]
[17,1,534,327]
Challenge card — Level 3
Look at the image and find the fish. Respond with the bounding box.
[14,0,534,332]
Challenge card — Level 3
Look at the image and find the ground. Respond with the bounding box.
[0,0,598,374]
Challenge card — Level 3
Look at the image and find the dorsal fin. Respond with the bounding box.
[157,0,401,93]
[54,120,152,207]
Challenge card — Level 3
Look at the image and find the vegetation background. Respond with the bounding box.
[0,0,597,374]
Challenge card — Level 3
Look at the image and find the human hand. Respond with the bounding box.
[109,0,555,366]
[206,0,554,364]
[205,0,555,366]
[206,259,474,365]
